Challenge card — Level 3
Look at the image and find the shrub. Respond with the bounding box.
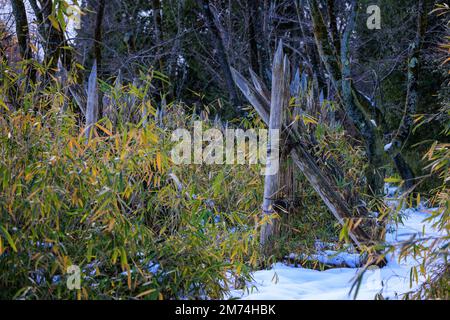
[0,106,259,299]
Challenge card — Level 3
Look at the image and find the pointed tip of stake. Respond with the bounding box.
[283,54,291,80]
[249,68,261,91]
[277,39,283,52]
[229,67,238,81]
[91,60,97,73]
[230,66,239,80]
[89,61,98,86]
[273,40,284,69]
[230,67,250,93]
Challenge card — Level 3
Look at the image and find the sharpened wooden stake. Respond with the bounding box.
[85,61,98,141]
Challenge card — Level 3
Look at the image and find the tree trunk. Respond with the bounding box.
[393,154,415,190]
[310,0,385,195]
[260,41,290,251]
[247,2,260,75]
[11,0,35,82]
[93,0,105,72]
[326,0,340,57]
[36,0,64,74]
[92,0,105,117]
[197,0,241,108]
[11,0,32,61]
[152,0,167,96]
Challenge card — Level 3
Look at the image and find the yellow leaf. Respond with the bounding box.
[95,123,112,136]
[135,289,156,299]
[107,218,115,232]
[127,268,131,290]
[441,57,450,65]
[111,248,119,264]
[48,15,61,31]
[0,99,9,111]
[30,43,38,53]
[120,247,128,269]
[302,114,318,125]
[1,227,17,253]
[156,152,162,171]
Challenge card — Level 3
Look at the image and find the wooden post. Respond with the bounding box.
[85,61,98,141]
[260,41,291,250]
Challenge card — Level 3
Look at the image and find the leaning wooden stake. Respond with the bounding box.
[260,42,290,249]
[85,61,98,141]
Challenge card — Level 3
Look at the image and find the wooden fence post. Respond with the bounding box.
[260,41,290,250]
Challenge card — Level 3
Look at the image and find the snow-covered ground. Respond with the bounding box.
[229,191,444,300]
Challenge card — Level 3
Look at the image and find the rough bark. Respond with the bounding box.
[308,0,341,85]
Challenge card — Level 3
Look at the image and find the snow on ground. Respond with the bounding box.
[229,191,443,300]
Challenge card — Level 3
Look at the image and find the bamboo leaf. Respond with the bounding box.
[48,15,61,31]
[1,227,17,253]
[135,289,156,299]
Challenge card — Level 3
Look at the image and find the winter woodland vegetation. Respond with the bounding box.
[0,0,448,299]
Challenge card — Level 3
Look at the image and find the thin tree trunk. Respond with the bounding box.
[326,0,340,56]
[92,0,105,117]
[11,0,35,82]
[93,0,105,72]
[152,0,167,96]
[197,0,241,107]
[247,1,260,75]
[393,154,415,190]
[341,0,385,195]
[386,0,427,189]
[36,0,64,73]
